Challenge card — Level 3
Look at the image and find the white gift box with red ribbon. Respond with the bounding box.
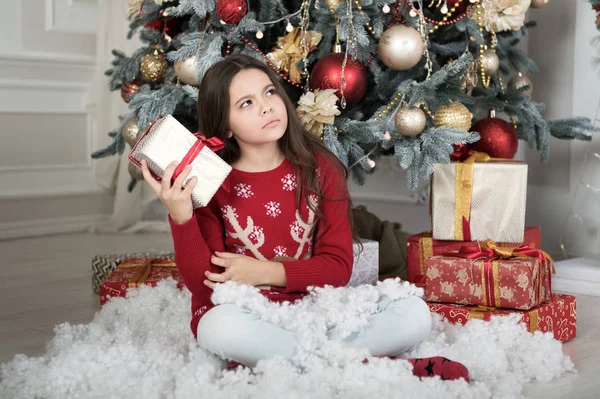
[129,115,232,208]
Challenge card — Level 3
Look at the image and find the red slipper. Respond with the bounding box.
[405,356,470,383]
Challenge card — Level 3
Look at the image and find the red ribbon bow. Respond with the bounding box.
[450,143,475,162]
[446,242,552,267]
[172,133,224,180]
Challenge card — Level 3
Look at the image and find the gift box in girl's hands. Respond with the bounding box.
[129,115,232,208]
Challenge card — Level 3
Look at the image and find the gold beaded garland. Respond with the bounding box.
[475,1,498,88]
[240,36,304,89]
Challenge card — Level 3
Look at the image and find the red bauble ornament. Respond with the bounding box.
[427,0,468,15]
[164,18,183,37]
[144,18,183,37]
[144,20,164,31]
[216,0,247,24]
[121,81,141,103]
[468,114,519,159]
[310,53,368,108]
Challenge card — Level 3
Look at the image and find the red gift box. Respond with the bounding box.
[100,257,185,306]
[407,226,541,286]
[425,242,553,310]
[427,293,577,342]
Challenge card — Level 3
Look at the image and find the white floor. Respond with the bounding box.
[0,233,599,398]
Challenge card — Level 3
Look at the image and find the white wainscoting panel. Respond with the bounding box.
[0,0,109,239]
[45,0,99,35]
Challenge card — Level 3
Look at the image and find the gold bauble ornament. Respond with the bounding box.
[394,106,427,137]
[378,25,424,71]
[128,162,144,181]
[174,56,198,86]
[479,48,500,76]
[434,102,473,131]
[530,0,549,8]
[508,72,533,96]
[122,119,140,147]
[140,48,168,82]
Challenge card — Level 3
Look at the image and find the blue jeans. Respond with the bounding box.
[196,295,432,367]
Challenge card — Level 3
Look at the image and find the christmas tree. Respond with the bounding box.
[92,0,598,190]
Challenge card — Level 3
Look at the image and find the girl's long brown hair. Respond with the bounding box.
[197,54,357,240]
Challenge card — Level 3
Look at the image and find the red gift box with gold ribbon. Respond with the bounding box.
[100,257,185,306]
[425,240,554,310]
[407,227,541,286]
[427,293,577,342]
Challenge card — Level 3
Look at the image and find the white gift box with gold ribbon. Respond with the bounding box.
[431,158,528,243]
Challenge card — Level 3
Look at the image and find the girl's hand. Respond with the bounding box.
[204,252,276,289]
[140,160,197,224]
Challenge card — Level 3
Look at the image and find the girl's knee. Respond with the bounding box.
[408,296,432,337]
[196,304,243,353]
[387,295,432,338]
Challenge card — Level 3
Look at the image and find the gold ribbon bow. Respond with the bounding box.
[266,28,322,84]
[479,240,555,274]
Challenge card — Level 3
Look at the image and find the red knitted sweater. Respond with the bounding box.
[169,156,354,337]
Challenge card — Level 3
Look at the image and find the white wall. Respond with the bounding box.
[525,0,600,258]
[349,1,600,260]
[0,0,113,239]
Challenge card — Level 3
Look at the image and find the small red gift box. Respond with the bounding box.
[100,257,185,306]
[407,226,541,286]
[427,293,576,342]
[425,241,553,310]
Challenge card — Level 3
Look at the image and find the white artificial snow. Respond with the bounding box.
[0,279,574,399]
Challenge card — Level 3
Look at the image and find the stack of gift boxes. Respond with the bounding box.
[407,152,576,342]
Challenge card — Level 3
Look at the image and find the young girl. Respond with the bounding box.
[141,54,469,382]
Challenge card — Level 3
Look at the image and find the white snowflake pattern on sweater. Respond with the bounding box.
[273,246,288,257]
[281,173,297,191]
[265,201,281,218]
[234,183,254,198]
[249,226,264,244]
